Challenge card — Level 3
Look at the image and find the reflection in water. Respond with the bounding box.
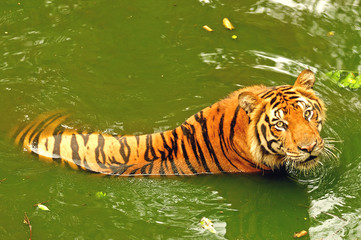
[249,50,316,77]
[249,0,361,72]
[309,159,361,239]
[250,0,332,15]
[199,48,237,70]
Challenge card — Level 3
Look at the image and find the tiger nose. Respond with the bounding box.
[299,141,317,153]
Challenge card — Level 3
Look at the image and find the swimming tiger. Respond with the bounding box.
[14,70,326,176]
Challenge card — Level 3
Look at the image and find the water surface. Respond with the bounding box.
[1,0,360,239]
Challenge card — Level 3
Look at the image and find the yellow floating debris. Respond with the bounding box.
[222,18,234,30]
[203,25,213,32]
[327,31,335,37]
[232,35,238,39]
[293,230,308,238]
[200,217,216,234]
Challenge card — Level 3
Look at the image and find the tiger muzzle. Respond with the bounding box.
[298,141,317,153]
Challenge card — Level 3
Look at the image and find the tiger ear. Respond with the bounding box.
[238,92,261,114]
[294,69,315,89]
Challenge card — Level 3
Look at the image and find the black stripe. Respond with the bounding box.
[229,106,241,141]
[135,135,140,147]
[160,132,179,175]
[313,102,321,112]
[195,111,224,173]
[255,126,261,145]
[129,168,139,176]
[94,134,106,167]
[158,149,167,175]
[261,90,274,99]
[264,115,270,123]
[159,133,169,174]
[267,139,279,154]
[107,156,135,175]
[76,134,91,171]
[141,162,153,176]
[270,96,277,105]
[261,124,268,141]
[80,133,90,145]
[70,134,81,170]
[260,124,278,153]
[279,86,293,91]
[144,134,159,162]
[218,114,239,170]
[180,141,197,174]
[108,137,135,175]
[272,102,281,109]
[260,145,268,156]
[52,132,62,161]
[284,91,296,94]
[171,130,178,158]
[218,115,230,152]
[288,96,299,99]
[229,106,258,168]
[181,123,201,166]
[196,140,211,173]
[118,136,131,164]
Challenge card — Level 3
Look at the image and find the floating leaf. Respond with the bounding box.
[222,18,234,30]
[293,230,308,238]
[327,31,335,37]
[96,191,107,198]
[325,70,361,89]
[202,25,213,32]
[200,217,216,234]
[37,204,50,211]
[351,75,361,89]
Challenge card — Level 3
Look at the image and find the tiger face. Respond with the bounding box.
[239,70,326,171]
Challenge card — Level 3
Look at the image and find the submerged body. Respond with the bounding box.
[14,70,326,176]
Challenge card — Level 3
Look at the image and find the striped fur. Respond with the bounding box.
[14,70,326,176]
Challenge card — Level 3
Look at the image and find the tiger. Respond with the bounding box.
[14,69,326,176]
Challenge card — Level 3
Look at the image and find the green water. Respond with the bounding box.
[0,0,360,239]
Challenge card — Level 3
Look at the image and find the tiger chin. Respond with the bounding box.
[14,69,326,176]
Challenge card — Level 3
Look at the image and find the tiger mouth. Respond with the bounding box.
[303,155,317,163]
[292,155,319,169]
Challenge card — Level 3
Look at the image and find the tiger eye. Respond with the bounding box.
[304,110,311,118]
[276,121,285,128]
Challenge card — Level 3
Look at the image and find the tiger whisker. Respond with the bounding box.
[323,137,343,143]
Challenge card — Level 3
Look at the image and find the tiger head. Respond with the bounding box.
[239,70,326,171]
